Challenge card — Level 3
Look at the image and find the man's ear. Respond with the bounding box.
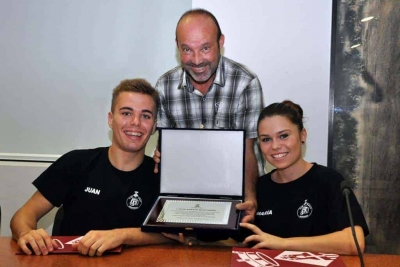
[108,111,113,129]
[219,34,225,50]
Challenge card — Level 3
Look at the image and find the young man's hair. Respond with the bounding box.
[176,8,222,42]
[111,79,160,116]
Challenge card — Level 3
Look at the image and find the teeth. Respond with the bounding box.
[272,153,287,159]
[125,131,142,137]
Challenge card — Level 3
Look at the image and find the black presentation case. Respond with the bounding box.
[141,128,245,235]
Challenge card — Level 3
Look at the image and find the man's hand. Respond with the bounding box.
[71,229,124,256]
[153,148,161,173]
[236,200,257,223]
[17,228,59,255]
[240,222,284,250]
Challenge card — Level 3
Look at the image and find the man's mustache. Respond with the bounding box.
[185,61,209,68]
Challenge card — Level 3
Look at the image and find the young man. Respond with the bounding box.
[10,79,172,256]
[154,9,265,222]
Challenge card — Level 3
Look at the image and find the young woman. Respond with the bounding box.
[240,100,369,255]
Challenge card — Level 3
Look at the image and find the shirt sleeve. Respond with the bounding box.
[155,78,173,128]
[326,173,370,236]
[32,151,80,207]
[236,77,264,139]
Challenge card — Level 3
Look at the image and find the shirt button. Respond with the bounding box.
[200,124,204,129]
[203,98,206,102]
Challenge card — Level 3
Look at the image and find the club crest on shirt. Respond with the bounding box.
[126,191,142,210]
[297,199,313,219]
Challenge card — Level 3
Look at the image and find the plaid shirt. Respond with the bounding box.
[156,56,264,139]
[155,56,265,174]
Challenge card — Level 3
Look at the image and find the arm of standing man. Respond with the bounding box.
[153,146,161,173]
[235,76,264,223]
[236,138,258,223]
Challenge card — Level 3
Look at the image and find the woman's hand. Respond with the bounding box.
[240,222,284,249]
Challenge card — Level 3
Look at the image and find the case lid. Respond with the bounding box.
[159,128,245,197]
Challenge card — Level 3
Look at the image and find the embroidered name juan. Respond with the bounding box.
[84,187,100,195]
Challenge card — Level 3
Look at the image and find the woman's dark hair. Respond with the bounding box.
[257,100,304,132]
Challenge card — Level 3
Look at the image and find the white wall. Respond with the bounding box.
[0,0,190,236]
[0,0,189,161]
[0,1,332,236]
[193,0,332,165]
[0,162,55,236]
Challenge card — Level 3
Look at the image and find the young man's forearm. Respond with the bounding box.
[10,210,38,241]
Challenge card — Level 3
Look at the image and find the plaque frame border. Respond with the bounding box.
[142,128,245,234]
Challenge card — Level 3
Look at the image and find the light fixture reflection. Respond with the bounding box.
[361,16,374,22]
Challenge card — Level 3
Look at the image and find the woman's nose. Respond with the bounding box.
[271,140,281,149]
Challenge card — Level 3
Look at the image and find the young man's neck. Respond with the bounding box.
[108,145,145,172]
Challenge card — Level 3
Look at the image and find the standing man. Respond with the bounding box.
[154,9,264,222]
[10,79,173,256]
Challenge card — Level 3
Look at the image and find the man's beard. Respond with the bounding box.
[183,60,218,83]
